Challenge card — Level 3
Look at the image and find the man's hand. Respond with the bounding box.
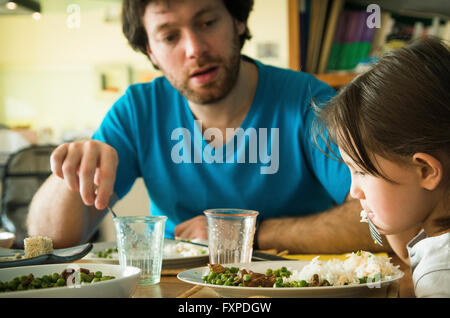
[174,215,208,240]
[50,140,118,211]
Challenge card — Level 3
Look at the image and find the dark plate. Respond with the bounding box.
[0,243,93,268]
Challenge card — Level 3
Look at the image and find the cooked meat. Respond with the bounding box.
[238,269,276,287]
[208,264,226,274]
[309,274,320,287]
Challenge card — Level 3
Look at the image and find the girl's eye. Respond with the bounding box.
[163,34,178,43]
[355,171,366,176]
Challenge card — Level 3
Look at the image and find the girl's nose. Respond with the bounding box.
[184,31,207,59]
[350,182,366,200]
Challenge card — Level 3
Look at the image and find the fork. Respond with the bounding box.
[367,217,383,246]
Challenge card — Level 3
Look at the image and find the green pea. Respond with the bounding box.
[80,273,92,283]
[56,278,66,286]
[31,278,42,288]
[208,272,217,280]
[298,280,308,287]
[266,269,273,276]
[94,271,102,279]
[51,273,59,282]
[243,274,251,282]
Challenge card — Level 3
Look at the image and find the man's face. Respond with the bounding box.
[143,0,245,104]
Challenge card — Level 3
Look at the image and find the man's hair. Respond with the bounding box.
[122,0,254,57]
[314,37,450,231]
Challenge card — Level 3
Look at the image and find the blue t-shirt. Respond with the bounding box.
[92,57,351,238]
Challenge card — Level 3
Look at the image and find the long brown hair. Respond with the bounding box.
[314,37,450,229]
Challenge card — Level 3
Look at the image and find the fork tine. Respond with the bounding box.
[368,221,382,240]
[368,218,383,246]
[368,221,381,238]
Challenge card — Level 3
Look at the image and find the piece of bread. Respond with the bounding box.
[24,236,54,258]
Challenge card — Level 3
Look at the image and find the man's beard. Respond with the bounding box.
[161,29,241,105]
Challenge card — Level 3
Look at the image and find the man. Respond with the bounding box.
[27,0,387,254]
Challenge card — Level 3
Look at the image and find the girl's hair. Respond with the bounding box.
[121,0,253,58]
[314,37,450,230]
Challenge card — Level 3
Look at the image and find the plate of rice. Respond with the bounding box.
[177,251,404,297]
[82,239,209,269]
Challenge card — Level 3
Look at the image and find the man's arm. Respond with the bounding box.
[27,174,106,248]
[256,198,392,254]
[27,139,118,248]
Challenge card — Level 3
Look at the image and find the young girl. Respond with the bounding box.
[314,37,450,298]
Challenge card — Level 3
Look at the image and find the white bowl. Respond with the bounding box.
[0,232,15,249]
[0,263,141,298]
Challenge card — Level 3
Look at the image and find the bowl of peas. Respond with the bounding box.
[0,263,140,298]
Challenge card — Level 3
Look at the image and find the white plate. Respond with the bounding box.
[0,263,140,298]
[82,240,209,269]
[177,261,404,298]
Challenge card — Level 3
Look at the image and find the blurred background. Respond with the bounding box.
[0,0,290,244]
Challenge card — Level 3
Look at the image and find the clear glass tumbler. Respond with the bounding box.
[113,215,167,285]
[204,209,259,264]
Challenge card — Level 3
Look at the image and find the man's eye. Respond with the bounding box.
[203,19,216,27]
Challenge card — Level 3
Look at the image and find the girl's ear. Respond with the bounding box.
[412,153,443,191]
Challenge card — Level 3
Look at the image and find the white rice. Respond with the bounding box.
[284,251,401,286]
[163,239,208,257]
[360,210,368,223]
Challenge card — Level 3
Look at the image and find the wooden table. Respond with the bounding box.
[131,254,415,298]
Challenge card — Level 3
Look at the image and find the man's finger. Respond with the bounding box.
[94,147,118,210]
[79,142,100,206]
[61,143,83,192]
[50,144,68,179]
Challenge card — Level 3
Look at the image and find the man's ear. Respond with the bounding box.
[412,153,443,191]
[235,20,246,36]
[146,45,157,66]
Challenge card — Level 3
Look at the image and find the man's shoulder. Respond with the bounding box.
[126,76,176,99]
[256,59,333,96]
[259,61,314,83]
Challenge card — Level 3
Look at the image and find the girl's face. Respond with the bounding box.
[340,148,435,235]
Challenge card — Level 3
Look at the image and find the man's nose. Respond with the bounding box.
[184,31,207,59]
